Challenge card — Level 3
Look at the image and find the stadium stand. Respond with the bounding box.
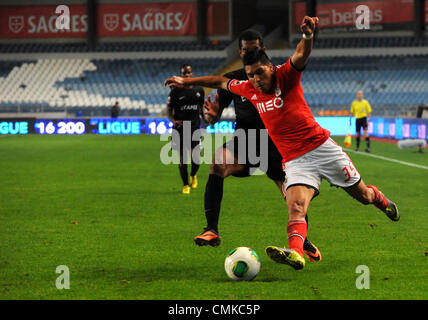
[0,57,229,117]
[272,54,428,116]
[1,53,426,117]
[293,36,428,49]
[1,29,427,119]
[0,41,231,54]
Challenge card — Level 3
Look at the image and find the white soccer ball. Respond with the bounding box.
[224,247,261,281]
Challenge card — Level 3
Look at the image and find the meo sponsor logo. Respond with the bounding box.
[256,97,284,114]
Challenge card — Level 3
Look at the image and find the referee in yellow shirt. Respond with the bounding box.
[351,90,372,152]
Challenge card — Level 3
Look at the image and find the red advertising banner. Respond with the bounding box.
[292,0,421,34]
[97,3,197,37]
[0,2,229,39]
[0,5,87,38]
[426,1,428,26]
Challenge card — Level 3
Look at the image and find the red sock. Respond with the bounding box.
[287,218,307,257]
[367,185,388,210]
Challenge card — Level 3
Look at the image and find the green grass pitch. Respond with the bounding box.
[0,134,427,299]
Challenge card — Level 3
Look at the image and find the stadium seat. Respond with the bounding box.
[0,41,231,54]
[271,55,428,116]
[1,54,427,117]
[0,57,226,116]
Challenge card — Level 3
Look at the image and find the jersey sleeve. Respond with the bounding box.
[226,79,252,100]
[275,57,304,87]
[198,88,205,118]
[167,88,176,109]
[217,88,233,109]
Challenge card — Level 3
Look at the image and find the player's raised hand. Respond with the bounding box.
[164,76,185,88]
[204,94,220,124]
[301,16,319,35]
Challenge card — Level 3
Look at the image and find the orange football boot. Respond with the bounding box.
[303,238,322,262]
[194,229,221,247]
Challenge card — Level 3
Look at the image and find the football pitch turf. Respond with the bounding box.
[0,134,427,300]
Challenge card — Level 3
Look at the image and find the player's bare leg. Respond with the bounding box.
[196,149,322,258]
[266,185,315,270]
[343,180,400,221]
[273,179,321,262]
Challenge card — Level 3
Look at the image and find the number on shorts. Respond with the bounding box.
[342,161,357,183]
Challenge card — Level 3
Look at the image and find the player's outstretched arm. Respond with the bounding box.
[204,88,233,125]
[164,75,229,91]
[291,16,319,70]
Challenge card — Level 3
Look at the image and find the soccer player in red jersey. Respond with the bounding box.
[165,16,400,271]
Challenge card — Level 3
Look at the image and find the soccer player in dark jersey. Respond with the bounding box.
[167,64,205,194]
[192,29,321,262]
[165,16,399,271]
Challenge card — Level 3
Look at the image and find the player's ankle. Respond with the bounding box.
[367,185,387,209]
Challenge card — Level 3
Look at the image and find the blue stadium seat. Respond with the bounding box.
[1,54,427,116]
[0,41,231,53]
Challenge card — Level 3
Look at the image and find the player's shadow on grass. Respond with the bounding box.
[84,266,224,282]
[213,277,291,283]
[83,266,293,282]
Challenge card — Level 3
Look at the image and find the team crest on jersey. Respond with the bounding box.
[275,87,281,97]
[256,96,284,114]
[231,80,247,86]
[251,94,258,100]
[196,92,201,98]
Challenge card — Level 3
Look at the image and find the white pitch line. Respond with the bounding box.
[344,148,428,171]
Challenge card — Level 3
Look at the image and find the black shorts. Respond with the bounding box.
[171,123,201,158]
[356,117,368,134]
[223,125,285,182]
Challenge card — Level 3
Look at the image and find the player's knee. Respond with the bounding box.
[359,188,373,205]
[210,163,228,178]
[288,199,307,217]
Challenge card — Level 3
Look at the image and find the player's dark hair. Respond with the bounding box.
[242,47,271,66]
[180,63,192,73]
[238,29,264,49]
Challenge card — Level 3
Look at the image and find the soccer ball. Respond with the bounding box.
[224,247,261,281]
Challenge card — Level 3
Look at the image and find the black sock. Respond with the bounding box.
[190,161,200,177]
[356,136,361,148]
[366,137,370,148]
[178,164,189,186]
[204,174,224,232]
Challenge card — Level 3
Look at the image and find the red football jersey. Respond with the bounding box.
[227,58,330,163]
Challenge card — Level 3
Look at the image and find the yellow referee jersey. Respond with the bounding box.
[351,99,372,119]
